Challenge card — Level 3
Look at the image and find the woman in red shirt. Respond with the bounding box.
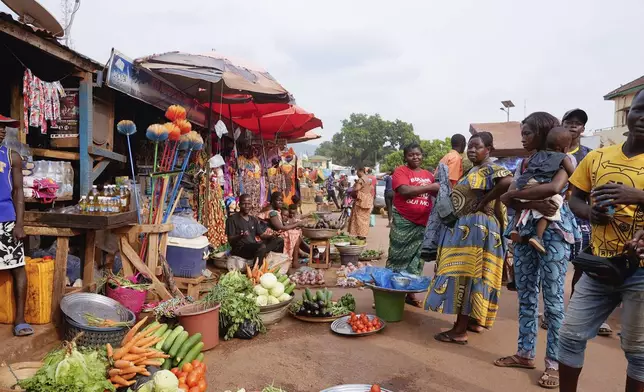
[386,143,439,306]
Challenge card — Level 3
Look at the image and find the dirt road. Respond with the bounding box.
[204,214,626,392]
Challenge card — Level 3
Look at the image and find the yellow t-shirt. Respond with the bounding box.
[569,143,644,258]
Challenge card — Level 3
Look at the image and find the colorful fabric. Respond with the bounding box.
[422,163,451,254]
[424,163,511,328]
[392,165,434,225]
[569,144,592,169]
[348,205,371,237]
[259,210,300,259]
[569,143,644,259]
[22,69,62,134]
[0,146,15,223]
[0,221,25,270]
[439,149,463,185]
[516,150,568,189]
[353,177,373,210]
[386,209,425,275]
[514,231,570,368]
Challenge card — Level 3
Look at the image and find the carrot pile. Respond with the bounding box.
[84,313,131,328]
[105,316,170,389]
[246,260,280,285]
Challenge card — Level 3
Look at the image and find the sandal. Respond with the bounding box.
[434,331,468,345]
[494,355,536,369]
[538,369,559,389]
[598,323,613,336]
[540,315,548,330]
[405,296,422,308]
[13,323,34,337]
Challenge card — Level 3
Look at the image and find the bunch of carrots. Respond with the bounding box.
[105,316,170,389]
[245,260,280,285]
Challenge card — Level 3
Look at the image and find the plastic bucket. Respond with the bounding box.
[177,303,221,351]
[372,289,406,322]
[106,276,147,317]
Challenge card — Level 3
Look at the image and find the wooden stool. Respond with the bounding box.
[309,239,330,269]
[174,276,206,299]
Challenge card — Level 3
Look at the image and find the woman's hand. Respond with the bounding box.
[531,200,559,217]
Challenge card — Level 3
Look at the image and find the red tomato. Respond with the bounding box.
[178,376,186,385]
[191,359,201,367]
[189,387,201,392]
[198,379,207,392]
[186,371,200,387]
[182,363,194,373]
[177,371,187,379]
[370,385,381,392]
[170,368,179,375]
[179,384,189,392]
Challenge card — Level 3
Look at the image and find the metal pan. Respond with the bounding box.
[330,315,386,337]
[321,384,393,392]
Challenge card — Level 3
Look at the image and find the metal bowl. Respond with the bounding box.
[60,293,135,327]
[321,385,393,392]
[331,315,386,337]
[301,228,339,240]
[391,276,412,290]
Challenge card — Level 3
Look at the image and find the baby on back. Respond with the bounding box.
[506,127,576,253]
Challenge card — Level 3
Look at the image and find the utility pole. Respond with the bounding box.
[500,100,515,122]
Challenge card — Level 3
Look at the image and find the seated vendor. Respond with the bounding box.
[225,194,284,267]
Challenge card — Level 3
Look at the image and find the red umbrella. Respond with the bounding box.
[234,105,322,137]
[206,94,291,120]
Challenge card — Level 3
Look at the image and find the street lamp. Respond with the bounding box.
[500,100,515,122]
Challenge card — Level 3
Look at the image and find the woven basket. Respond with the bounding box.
[301,228,338,240]
[64,314,131,348]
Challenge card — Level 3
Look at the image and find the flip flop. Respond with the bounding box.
[434,331,468,345]
[598,323,613,336]
[538,369,559,389]
[494,355,536,369]
[405,296,422,308]
[13,323,34,337]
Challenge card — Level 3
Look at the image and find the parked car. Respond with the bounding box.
[374,179,386,209]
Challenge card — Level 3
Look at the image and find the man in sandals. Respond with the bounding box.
[0,116,32,337]
[559,91,644,391]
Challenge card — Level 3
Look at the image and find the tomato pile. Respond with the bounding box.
[348,312,382,333]
[170,359,208,392]
[371,385,382,392]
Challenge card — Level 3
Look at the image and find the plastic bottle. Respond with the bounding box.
[79,196,88,214]
[119,185,130,212]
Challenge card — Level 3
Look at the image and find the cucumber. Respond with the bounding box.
[177,342,204,368]
[162,326,184,352]
[142,321,159,332]
[278,275,289,283]
[304,288,312,301]
[161,358,172,370]
[169,331,189,358]
[284,282,296,295]
[175,333,202,363]
[196,353,204,362]
[153,323,168,338]
[316,290,324,302]
[155,329,173,350]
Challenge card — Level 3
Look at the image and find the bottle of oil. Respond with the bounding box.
[119,185,131,212]
[79,196,88,214]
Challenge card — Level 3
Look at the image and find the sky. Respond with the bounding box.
[3,0,643,144]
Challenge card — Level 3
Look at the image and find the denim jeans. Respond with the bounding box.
[514,230,570,369]
[559,269,644,381]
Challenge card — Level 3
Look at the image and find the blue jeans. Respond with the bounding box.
[559,269,644,381]
[514,230,570,368]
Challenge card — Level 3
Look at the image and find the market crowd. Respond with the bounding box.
[381,92,644,391]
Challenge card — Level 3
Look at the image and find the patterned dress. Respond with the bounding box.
[424,163,511,328]
[347,178,373,238]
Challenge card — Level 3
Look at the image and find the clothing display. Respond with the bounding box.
[23,69,63,134]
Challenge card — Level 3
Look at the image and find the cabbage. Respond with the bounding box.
[256,295,268,306]
[278,293,291,302]
[269,282,285,298]
[254,285,268,296]
[153,370,179,392]
[267,295,279,305]
[260,273,277,289]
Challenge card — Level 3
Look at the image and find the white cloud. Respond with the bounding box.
[3,0,643,145]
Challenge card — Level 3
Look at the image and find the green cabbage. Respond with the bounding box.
[260,273,278,289]
[254,285,268,296]
[267,295,279,305]
[278,293,291,302]
[153,369,179,392]
[256,295,269,306]
[269,282,285,297]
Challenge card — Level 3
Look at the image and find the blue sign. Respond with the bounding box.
[105,49,208,127]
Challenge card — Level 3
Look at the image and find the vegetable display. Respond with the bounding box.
[254,272,295,306]
[246,259,281,285]
[348,313,382,333]
[290,289,356,318]
[303,212,345,230]
[18,336,115,392]
[336,262,372,288]
[127,369,182,392]
[359,250,383,259]
[170,359,208,392]
[146,322,205,370]
[289,268,325,286]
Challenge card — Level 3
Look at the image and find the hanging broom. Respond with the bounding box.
[163,131,204,222]
[116,120,142,224]
[145,124,169,223]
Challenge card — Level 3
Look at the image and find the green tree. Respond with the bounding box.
[380,138,452,173]
[315,113,419,167]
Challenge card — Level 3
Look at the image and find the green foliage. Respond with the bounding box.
[314,113,419,167]
[380,138,452,173]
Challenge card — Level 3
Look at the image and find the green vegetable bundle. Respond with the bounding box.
[218,270,253,294]
[148,322,204,370]
[19,338,115,392]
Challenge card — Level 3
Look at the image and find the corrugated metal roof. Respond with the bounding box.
[604,75,644,100]
[0,12,103,70]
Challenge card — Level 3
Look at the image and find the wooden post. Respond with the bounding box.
[9,80,25,141]
[79,73,94,196]
[83,231,96,289]
[52,237,70,324]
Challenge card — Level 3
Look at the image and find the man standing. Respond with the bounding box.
[226,194,284,267]
[0,116,31,336]
[559,90,644,391]
[325,172,340,209]
[439,134,466,185]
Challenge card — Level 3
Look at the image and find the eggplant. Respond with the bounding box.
[314,310,320,316]
[306,310,312,315]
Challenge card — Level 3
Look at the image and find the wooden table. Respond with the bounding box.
[308,239,331,269]
[24,211,137,325]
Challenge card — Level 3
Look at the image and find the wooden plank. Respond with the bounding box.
[112,223,173,235]
[83,230,96,288]
[159,232,168,258]
[10,80,24,138]
[24,226,79,236]
[25,195,73,203]
[91,160,110,182]
[118,237,135,277]
[31,148,80,161]
[0,21,101,72]
[146,233,159,273]
[88,146,126,163]
[79,73,94,196]
[119,240,171,299]
[24,211,137,230]
[52,237,69,325]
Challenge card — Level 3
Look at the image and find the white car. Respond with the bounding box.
[374,179,386,209]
